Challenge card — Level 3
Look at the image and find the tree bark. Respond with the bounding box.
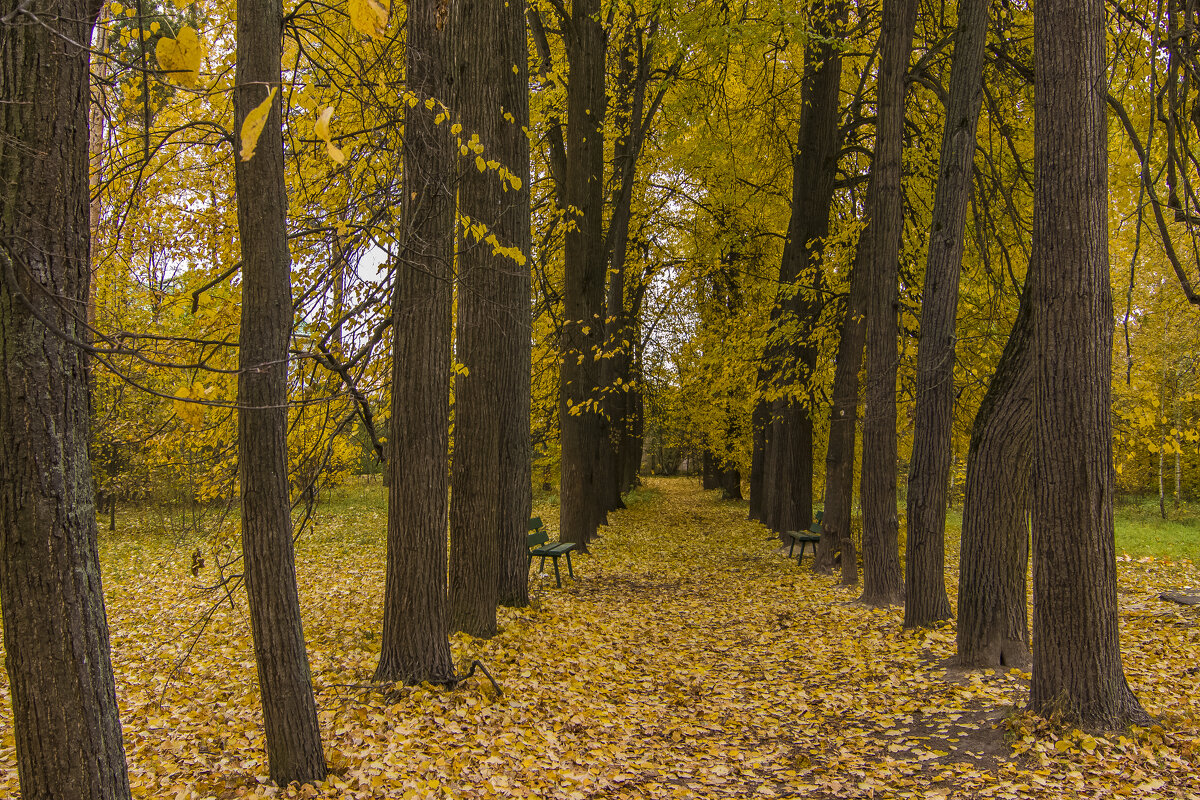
[1028,0,1150,727]
[450,0,530,634]
[0,0,133,794]
[558,0,608,550]
[376,0,456,683]
[820,233,869,583]
[234,0,327,780]
[956,290,1033,668]
[903,0,990,628]
[859,0,917,607]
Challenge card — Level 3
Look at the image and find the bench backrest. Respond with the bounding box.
[527,531,550,549]
[815,509,824,523]
[528,517,544,532]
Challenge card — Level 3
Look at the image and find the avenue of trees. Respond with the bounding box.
[2,0,1197,793]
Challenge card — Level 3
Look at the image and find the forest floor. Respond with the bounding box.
[2,477,1200,799]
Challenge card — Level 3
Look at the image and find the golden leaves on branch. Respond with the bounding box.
[348,0,389,39]
[155,25,205,88]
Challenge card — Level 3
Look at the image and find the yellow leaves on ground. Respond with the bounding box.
[315,107,346,165]
[347,0,389,39]
[155,25,204,88]
[240,88,278,162]
[0,478,1197,798]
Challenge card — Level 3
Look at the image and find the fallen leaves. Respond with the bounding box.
[0,477,1197,798]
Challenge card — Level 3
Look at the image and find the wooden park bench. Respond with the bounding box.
[527,517,576,588]
[786,510,823,564]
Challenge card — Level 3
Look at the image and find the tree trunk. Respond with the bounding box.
[450,0,531,635]
[559,0,607,550]
[749,398,769,521]
[903,0,989,628]
[859,0,917,607]
[0,0,133,794]
[956,290,1033,668]
[1029,0,1149,727]
[720,468,743,500]
[495,0,534,610]
[820,234,869,583]
[702,450,719,489]
[376,0,456,684]
[234,0,326,780]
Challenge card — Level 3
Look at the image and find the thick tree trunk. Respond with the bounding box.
[859,0,917,607]
[720,468,743,500]
[819,236,869,583]
[1028,0,1149,727]
[495,0,534,610]
[450,0,530,634]
[559,0,607,550]
[903,0,990,628]
[234,0,326,781]
[0,0,133,794]
[376,0,456,683]
[956,291,1033,668]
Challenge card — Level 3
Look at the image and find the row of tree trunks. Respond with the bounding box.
[902,0,990,628]
[0,0,133,793]
[449,0,532,635]
[858,0,917,607]
[232,0,327,782]
[375,0,456,684]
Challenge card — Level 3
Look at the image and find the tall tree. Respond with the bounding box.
[0,0,133,795]
[903,0,991,627]
[495,0,534,610]
[1028,0,1150,726]
[956,289,1033,667]
[859,0,917,606]
[761,0,847,542]
[820,233,869,583]
[558,0,609,550]
[234,0,327,781]
[375,0,456,682]
[451,0,533,631]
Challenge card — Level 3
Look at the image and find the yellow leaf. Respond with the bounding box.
[475,156,487,173]
[155,25,204,87]
[239,87,278,162]
[314,107,346,164]
[348,0,389,38]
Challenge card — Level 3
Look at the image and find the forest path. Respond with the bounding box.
[10,477,1195,799]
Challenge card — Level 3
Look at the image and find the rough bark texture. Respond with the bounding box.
[956,291,1033,668]
[376,0,455,684]
[450,0,531,634]
[1029,0,1149,727]
[233,0,327,781]
[0,0,133,794]
[820,233,869,583]
[495,0,534,610]
[859,0,917,607]
[903,0,990,628]
[558,0,607,550]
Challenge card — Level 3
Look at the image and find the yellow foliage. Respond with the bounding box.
[155,25,204,88]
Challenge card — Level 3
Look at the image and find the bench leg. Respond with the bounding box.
[552,556,562,588]
[565,551,574,579]
[787,538,795,557]
[539,555,548,573]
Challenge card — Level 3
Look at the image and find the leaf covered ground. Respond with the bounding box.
[1,477,1200,798]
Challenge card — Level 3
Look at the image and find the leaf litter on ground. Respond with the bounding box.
[0,477,1198,798]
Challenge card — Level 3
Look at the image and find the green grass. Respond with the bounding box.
[1114,495,1200,561]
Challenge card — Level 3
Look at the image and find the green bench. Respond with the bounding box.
[786,510,823,564]
[527,517,576,588]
